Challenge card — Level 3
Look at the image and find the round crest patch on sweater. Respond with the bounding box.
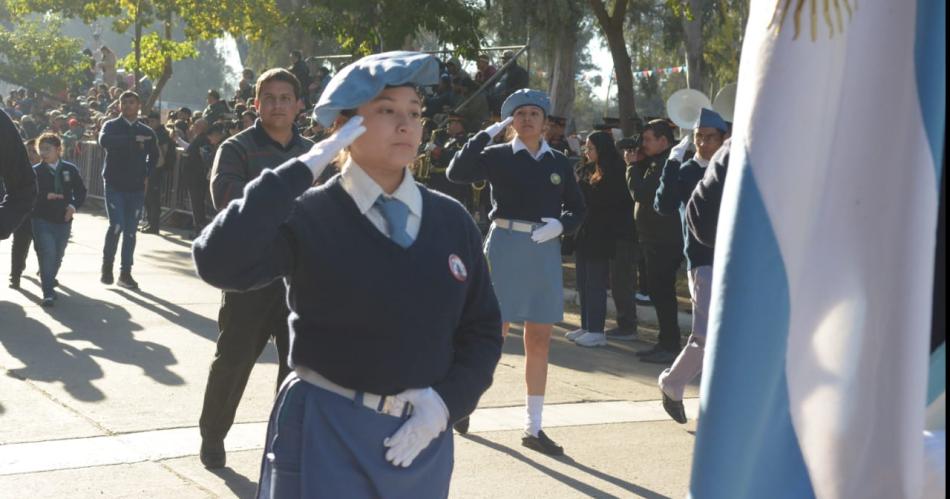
[448,254,467,282]
[550,173,562,185]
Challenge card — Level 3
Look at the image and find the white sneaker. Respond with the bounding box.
[575,332,607,347]
[565,328,587,341]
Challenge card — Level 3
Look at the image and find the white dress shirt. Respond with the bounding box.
[511,137,554,162]
[339,158,423,241]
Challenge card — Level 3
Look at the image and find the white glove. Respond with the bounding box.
[531,217,563,244]
[383,387,449,468]
[481,116,514,139]
[297,116,366,179]
[669,134,691,163]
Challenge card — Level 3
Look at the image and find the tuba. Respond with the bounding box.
[712,83,737,123]
[666,88,712,130]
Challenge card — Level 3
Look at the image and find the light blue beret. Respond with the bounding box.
[312,51,441,127]
[695,108,728,132]
[500,89,550,118]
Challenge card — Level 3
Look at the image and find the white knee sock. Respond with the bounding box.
[525,395,544,436]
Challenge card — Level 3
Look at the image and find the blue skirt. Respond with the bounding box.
[257,374,454,499]
[484,221,564,324]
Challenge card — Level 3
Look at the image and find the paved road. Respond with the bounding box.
[0,211,699,498]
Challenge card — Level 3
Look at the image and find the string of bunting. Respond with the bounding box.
[633,66,686,78]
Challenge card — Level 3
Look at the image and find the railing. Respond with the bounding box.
[66,141,200,224]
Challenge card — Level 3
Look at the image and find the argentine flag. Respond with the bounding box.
[691,2,945,499]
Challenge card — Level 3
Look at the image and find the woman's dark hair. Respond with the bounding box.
[586,131,622,185]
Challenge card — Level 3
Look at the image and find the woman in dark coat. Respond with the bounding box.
[570,131,634,347]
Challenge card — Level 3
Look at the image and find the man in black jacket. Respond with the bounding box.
[98,91,158,289]
[626,119,683,364]
[0,109,36,242]
[181,123,224,238]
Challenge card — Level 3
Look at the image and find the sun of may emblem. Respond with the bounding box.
[770,0,856,41]
[550,173,562,185]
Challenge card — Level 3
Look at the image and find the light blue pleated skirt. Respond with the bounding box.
[484,221,563,324]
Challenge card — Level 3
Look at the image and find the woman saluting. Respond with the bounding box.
[193,51,503,499]
[447,89,586,455]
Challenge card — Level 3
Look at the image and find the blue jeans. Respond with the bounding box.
[32,218,71,298]
[103,187,144,272]
[577,254,610,333]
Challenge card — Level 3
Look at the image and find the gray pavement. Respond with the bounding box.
[0,211,699,498]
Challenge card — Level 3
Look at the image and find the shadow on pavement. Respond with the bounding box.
[0,299,106,402]
[211,467,258,499]
[21,279,184,388]
[501,326,678,385]
[461,433,669,499]
[110,287,219,342]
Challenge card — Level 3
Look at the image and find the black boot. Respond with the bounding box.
[117,271,138,289]
[100,264,114,285]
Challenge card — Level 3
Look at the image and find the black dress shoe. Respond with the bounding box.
[641,349,677,365]
[521,430,564,456]
[661,389,688,424]
[117,272,138,289]
[200,439,226,469]
[453,416,470,434]
[141,226,159,234]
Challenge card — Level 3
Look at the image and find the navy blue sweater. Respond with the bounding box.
[32,161,86,224]
[654,157,713,270]
[447,132,586,234]
[192,161,503,422]
[687,144,731,249]
[98,117,159,192]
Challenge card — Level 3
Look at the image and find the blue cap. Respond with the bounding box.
[312,51,441,127]
[695,108,728,132]
[500,89,550,118]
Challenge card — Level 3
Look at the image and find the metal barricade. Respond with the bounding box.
[69,140,199,223]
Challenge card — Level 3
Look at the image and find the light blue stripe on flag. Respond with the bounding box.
[689,159,813,499]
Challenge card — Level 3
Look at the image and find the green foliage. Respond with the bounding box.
[295,0,483,57]
[118,31,197,79]
[0,17,86,94]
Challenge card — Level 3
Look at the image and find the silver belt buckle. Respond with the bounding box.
[380,396,411,417]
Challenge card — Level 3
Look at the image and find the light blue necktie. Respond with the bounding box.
[374,195,413,248]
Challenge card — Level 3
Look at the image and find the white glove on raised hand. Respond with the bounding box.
[531,217,563,244]
[297,116,366,179]
[481,117,514,139]
[383,387,449,468]
[669,135,692,163]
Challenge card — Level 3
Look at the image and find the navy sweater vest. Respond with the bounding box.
[193,160,503,421]
[447,132,586,234]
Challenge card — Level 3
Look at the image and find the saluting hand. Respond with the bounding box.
[297,116,366,180]
[383,387,449,468]
[481,116,514,139]
[669,135,691,163]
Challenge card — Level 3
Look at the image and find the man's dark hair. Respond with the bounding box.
[119,91,140,103]
[643,119,674,145]
[290,50,303,60]
[37,132,62,149]
[207,89,221,100]
[255,68,302,101]
[207,123,225,136]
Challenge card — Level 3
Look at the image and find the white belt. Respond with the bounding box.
[492,218,536,233]
[294,366,411,418]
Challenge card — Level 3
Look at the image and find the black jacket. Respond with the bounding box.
[575,159,634,259]
[627,148,682,246]
[32,161,87,224]
[0,109,36,238]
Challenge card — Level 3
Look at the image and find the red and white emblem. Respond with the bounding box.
[448,254,468,282]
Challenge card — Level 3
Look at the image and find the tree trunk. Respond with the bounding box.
[588,0,637,136]
[683,0,704,91]
[548,12,579,120]
[143,19,173,113]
